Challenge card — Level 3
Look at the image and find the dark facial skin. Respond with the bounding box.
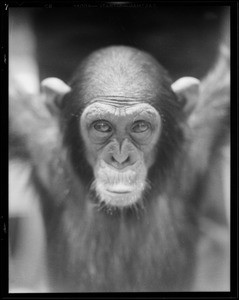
[80,101,161,207]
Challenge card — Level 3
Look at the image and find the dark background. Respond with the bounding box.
[11,5,228,82]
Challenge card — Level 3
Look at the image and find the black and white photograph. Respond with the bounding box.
[7,2,232,294]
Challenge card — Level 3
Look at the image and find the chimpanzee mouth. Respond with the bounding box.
[92,179,147,207]
[105,184,134,195]
[106,189,131,194]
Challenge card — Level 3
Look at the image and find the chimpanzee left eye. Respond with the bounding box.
[93,120,112,133]
[131,121,150,133]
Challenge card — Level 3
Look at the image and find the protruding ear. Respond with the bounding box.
[40,77,71,114]
[171,77,200,115]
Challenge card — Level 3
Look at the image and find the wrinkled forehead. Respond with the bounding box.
[81,101,160,122]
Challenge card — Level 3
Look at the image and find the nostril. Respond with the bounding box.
[111,156,117,163]
[124,156,130,164]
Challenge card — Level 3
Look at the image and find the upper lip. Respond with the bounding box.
[106,189,132,194]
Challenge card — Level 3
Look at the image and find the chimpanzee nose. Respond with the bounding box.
[103,139,138,169]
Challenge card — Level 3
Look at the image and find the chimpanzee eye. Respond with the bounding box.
[131,121,150,133]
[93,120,112,133]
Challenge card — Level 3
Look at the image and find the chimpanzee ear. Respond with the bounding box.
[40,77,71,114]
[171,77,200,116]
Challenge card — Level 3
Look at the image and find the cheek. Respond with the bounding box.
[141,138,159,169]
[80,121,100,167]
[144,149,158,169]
[81,140,98,167]
[137,124,161,168]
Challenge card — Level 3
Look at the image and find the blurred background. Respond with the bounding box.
[9,6,229,87]
[9,5,230,292]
